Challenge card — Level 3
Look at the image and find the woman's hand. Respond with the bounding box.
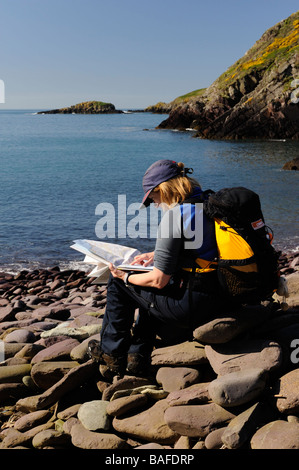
[109,263,126,281]
[131,251,154,267]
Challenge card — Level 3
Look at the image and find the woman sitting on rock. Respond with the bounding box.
[88,159,222,376]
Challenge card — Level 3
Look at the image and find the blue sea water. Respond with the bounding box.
[0,109,298,273]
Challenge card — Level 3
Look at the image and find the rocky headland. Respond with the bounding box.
[38,101,123,114]
[156,11,299,140]
[0,251,298,450]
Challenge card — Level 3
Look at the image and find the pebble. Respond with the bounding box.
[0,251,297,450]
[77,400,111,431]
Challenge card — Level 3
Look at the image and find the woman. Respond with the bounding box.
[88,159,221,376]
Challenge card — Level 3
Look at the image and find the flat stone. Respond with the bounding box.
[0,429,33,448]
[14,410,52,431]
[106,393,148,417]
[57,404,81,420]
[16,360,97,412]
[78,400,111,431]
[27,321,61,333]
[3,329,36,343]
[32,429,71,448]
[151,341,207,366]
[164,403,236,438]
[102,376,153,401]
[31,361,80,389]
[274,368,299,414]
[205,339,282,375]
[208,368,267,407]
[70,422,128,449]
[193,305,271,344]
[166,383,211,407]
[250,420,299,449]
[0,319,36,334]
[113,399,179,444]
[0,364,32,384]
[156,367,201,392]
[31,338,80,364]
[0,422,54,448]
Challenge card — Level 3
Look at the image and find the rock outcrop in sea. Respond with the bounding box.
[0,251,298,450]
[156,11,299,140]
[38,101,123,114]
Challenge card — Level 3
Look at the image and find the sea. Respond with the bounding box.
[0,109,298,274]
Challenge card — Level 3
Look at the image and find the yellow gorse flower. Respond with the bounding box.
[225,18,299,81]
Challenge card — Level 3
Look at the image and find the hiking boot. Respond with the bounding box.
[126,353,150,377]
[87,340,126,375]
[102,352,126,375]
[87,339,104,362]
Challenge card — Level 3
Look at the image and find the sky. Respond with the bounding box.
[0,0,298,110]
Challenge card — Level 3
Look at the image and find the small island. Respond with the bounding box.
[38,100,124,114]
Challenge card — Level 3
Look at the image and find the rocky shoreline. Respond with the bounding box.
[0,251,298,450]
[156,12,299,140]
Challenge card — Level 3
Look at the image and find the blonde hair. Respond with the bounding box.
[152,162,201,206]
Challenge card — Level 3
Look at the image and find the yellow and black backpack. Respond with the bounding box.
[203,187,280,303]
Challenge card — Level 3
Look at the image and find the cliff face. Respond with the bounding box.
[158,11,299,139]
[38,101,123,114]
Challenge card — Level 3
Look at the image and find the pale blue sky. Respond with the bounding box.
[1,0,298,110]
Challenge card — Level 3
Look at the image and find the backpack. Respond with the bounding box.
[202,187,281,303]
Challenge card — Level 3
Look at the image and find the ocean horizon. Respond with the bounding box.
[0,109,298,274]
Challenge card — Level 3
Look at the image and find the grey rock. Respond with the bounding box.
[208,368,267,407]
[78,400,111,432]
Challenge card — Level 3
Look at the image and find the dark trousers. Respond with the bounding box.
[100,272,221,358]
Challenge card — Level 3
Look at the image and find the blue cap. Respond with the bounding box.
[141,159,193,207]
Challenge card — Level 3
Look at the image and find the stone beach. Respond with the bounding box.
[0,251,298,450]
